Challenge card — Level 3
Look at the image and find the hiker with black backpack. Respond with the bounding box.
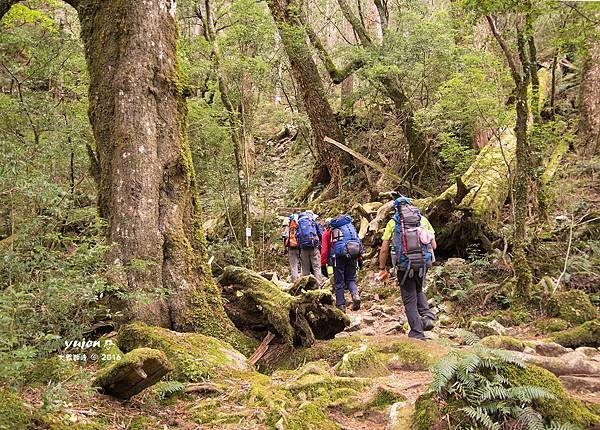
[297,210,323,284]
[282,214,301,282]
[377,196,436,339]
[321,214,363,312]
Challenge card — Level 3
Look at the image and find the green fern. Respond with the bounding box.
[153,380,185,400]
[428,346,570,430]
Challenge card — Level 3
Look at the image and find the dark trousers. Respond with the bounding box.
[399,272,435,339]
[333,256,358,307]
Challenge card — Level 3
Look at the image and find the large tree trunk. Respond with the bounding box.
[267,0,347,193]
[75,0,245,345]
[580,34,600,156]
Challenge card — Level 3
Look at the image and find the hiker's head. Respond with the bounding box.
[394,196,412,208]
[305,210,318,221]
[324,217,333,228]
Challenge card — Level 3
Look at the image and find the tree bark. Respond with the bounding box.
[75,0,245,344]
[267,0,347,193]
[580,33,600,156]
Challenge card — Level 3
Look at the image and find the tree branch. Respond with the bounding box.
[486,15,522,85]
[303,17,364,84]
[337,0,373,47]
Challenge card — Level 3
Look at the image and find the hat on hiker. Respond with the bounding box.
[394,196,412,207]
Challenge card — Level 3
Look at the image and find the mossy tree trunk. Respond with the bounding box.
[57,0,246,342]
[267,0,348,194]
[580,31,600,157]
[486,15,532,301]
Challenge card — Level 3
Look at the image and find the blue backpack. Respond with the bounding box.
[393,203,432,277]
[330,215,363,258]
[297,212,320,249]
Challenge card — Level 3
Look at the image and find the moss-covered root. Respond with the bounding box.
[551,319,600,348]
[219,265,349,346]
[117,322,251,382]
[546,290,598,325]
[93,347,173,399]
[502,364,600,428]
[479,335,527,351]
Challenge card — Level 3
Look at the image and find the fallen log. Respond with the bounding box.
[219,266,349,346]
[93,347,172,399]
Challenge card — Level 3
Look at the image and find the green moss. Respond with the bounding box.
[367,386,406,410]
[532,317,570,335]
[283,402,339,430]
[551,319,600,348]
[501,364,600,428]
[0,389,32,430]
[479,335,526,351]
[93,347,171,389]
[128,416,158,430]
[414,393,443,430]
[96,337,123,369]
[335,345,388,377]
[546,290,598,325]
[22,356,78,386]
[382,341,434,371]
[117,323,250,382]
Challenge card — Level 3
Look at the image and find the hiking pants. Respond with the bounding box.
[398,272,435,339]
[288,248,300,282]
[334,256,358,307]
[300,247,323,284]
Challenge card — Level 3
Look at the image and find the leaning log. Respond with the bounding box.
[93,347,172,399]
[219,266,349,346]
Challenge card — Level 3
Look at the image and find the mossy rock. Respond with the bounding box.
[372,284,398,300]
[279,402,339,430]
[381,341,435,371]
[334,344,389,377]
[93,347,172,399]
[414,392,444,430]
[546,290,598,325]
[501,363,600,428]
[551,319,600,348]
[117,322,251,382]
[128,416,159,430]
[0,389,32,430]
[479,335,527,352]
[96,336,123,369]
[532,317,571,335]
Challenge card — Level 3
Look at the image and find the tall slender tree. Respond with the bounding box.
[267,0,348,194]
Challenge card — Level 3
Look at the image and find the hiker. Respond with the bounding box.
[377,196,436,339]
[282,214,300,282]
[321,214,363,311]
[297,210,323,284]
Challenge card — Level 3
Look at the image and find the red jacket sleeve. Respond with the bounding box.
[321,229,331,266]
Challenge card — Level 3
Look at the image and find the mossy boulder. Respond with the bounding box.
[380,340,436,371]
[532,317,571,335]
[501,363,600,428]
[117,322,251,382]
[551,319,600,348]
[334,344,388,377]
[0,389,32,430]
[547,290,598,325]
[93,347,172,399]
[479,335,527,351]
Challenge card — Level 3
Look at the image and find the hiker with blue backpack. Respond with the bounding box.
[297,210,324,284]
[321,214,363,312]
[377,196,436,340]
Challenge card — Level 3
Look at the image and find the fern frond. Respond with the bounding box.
[460,406,501,430]
[515,407,545,430]
[455,329,481,345]
[508,386,555,402]
[153,380,185,400]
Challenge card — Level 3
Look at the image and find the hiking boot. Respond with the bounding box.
[351,293,361,311]
[421,317,435,332]
[337,305,346,313]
